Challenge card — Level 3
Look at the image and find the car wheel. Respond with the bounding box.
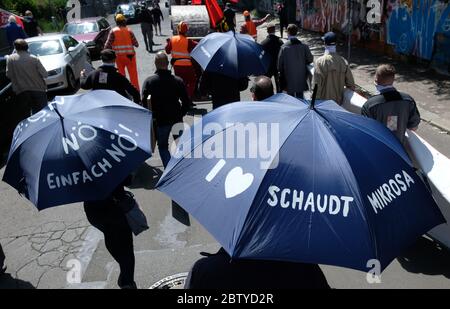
[66,67,78,92]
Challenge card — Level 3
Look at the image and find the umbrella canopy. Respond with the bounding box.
[3,90,152,210]
[156,94,445,272]
[190,31,270,79]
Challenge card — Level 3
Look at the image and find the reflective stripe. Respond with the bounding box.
[112,27,135,55]
[171,35,192,67]
[172,51,190,57]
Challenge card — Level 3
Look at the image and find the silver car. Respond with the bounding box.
[26,34,90,92]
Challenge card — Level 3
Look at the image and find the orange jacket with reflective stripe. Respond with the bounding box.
[112,27,135,55]
[170,35,192,67]
[246,20,257,39]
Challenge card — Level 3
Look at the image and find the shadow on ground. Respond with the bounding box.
[0,273,36,289]
[398,236,450,279]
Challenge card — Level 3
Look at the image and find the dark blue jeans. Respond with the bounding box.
[157,125,183,168]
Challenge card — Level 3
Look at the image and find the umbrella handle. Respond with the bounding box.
[311,84,318,110]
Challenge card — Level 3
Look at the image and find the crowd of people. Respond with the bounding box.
[1,2,422,289]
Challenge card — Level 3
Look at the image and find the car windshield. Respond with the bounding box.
[118,5,134,14]
[63,22,99,35]
[28,40,63,56]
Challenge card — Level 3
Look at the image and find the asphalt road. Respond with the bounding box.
[1,1,450,289]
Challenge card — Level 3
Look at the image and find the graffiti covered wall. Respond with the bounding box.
[298,0,450,69]
[386,0,450,61]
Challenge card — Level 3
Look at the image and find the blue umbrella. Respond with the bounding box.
[190,31,270,79]
[156,94,445,272]
[3,90,152,210]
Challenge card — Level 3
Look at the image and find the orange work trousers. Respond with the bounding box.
[173,65,197,100]
[116,54,140,92]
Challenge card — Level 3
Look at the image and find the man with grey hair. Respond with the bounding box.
[141,52,191,168]
[5,15,27,49]
[6,39,48,115]
[250,76,274,101]
[362,64,420,145]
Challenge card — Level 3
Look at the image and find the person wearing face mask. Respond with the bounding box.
[362,64,420,145]
[312,32,355,105]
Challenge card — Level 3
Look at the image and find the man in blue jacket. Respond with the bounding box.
[5,15,27,49]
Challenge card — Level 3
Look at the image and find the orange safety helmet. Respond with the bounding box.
[177,21,189,34]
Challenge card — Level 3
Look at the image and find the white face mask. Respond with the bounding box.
[375,84,395,93]
[325,45,336,54]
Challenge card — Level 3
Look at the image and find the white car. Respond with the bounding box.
[26,34,90,92]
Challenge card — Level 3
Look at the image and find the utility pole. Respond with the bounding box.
[347,0,353,62]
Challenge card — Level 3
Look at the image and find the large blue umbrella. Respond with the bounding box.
[156,94,445,272]
[190,31,270,79]
[3,90,152,210]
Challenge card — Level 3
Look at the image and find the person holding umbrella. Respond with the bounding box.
[185,247,330,289]
[2,90,152,288]
[191,31,270,109]
[156,91,445,274]
[84,178,137,289]
[250,75,274,101]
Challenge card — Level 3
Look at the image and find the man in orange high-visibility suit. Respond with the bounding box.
[105,14,140,91]
[165,21,198,100]
[240,10,270,42]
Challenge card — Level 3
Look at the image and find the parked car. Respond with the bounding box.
[115,3,141,24]
[62,17,111,60]
[26,34,90,92]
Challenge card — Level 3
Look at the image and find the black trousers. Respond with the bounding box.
[16,91,48,115]
[0,243,5,271]
[84,200,135,288]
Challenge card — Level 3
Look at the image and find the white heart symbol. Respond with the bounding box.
[225,167,254,199]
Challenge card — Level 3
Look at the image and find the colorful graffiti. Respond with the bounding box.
[299,0,349,33]
[387,0,450,61]
[298,0,384,41]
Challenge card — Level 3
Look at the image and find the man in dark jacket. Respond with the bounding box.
[278,24,313,99]
[185,248,330,289]
[200,72,249,110]
[81,49,141,103]
[138,4,154,52]
[84,180,136,289]
[152,4,164,36]
[5,16,27,49]
[141,52,191,168]
[362,64,420,145]
[261,23,283,93]
[23,10,42,38]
